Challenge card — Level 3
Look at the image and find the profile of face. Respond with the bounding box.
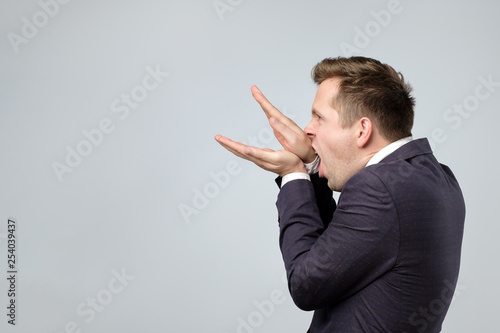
[304,78,365,191]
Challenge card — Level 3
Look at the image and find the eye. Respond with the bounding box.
[312,110,323,123]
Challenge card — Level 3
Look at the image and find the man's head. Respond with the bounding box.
[305,56,415,191]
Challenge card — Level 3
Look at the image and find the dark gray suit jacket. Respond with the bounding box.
[277,138,465,332]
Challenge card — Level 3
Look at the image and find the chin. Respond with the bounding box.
[326,178,337,192]
[326,176,344,192]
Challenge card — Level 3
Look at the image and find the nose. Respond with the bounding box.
[304,120,315,140]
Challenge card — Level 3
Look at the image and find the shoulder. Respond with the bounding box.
[338,166,395,214]
[343,165,392,194]
[340,160,416,206]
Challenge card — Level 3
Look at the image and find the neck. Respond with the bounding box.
[359,134,391,166]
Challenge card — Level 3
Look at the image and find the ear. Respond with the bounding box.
[355,117,373,148]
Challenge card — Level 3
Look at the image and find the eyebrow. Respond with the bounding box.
[312,108,323,117]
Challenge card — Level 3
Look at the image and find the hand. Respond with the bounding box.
[251,85,316,163]
[214,135,306,177]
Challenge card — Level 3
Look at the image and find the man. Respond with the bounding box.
[215,56,465,332]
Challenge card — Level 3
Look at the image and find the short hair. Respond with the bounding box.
[311,56,415,142]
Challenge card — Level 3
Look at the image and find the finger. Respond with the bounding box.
[269,117,298,149]
[251,86,307,135]
[214,135,251,159]
[244,146,279,165]
[251,86,290,120]
[214,135,246,156]
[215,135,272,165]
[270,117,291,137]
[216,135,300,175]
[251,85,284,120]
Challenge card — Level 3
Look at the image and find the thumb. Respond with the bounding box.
[270,117,288,135]
[269,117,291,146]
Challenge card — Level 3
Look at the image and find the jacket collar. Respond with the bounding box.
[379,138,433,164]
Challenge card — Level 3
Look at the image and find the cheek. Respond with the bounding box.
[318,130,339,154]
[323,131,353,162]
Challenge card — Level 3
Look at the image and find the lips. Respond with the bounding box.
[318,159,324,178]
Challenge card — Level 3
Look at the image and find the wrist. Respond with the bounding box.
[302,150,317,164]
[279,164,307,177]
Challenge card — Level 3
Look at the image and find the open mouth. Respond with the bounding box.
[311,145,323,177]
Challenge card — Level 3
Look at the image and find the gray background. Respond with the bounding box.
[0,0,498,332]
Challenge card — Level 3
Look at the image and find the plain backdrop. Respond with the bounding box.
[1,0,498,332]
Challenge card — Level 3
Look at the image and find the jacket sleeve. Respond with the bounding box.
[277,170,399,311]
[309,173,335,228]
[275,173,335,228]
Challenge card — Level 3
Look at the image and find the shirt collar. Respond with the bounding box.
[365,136,413,167]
